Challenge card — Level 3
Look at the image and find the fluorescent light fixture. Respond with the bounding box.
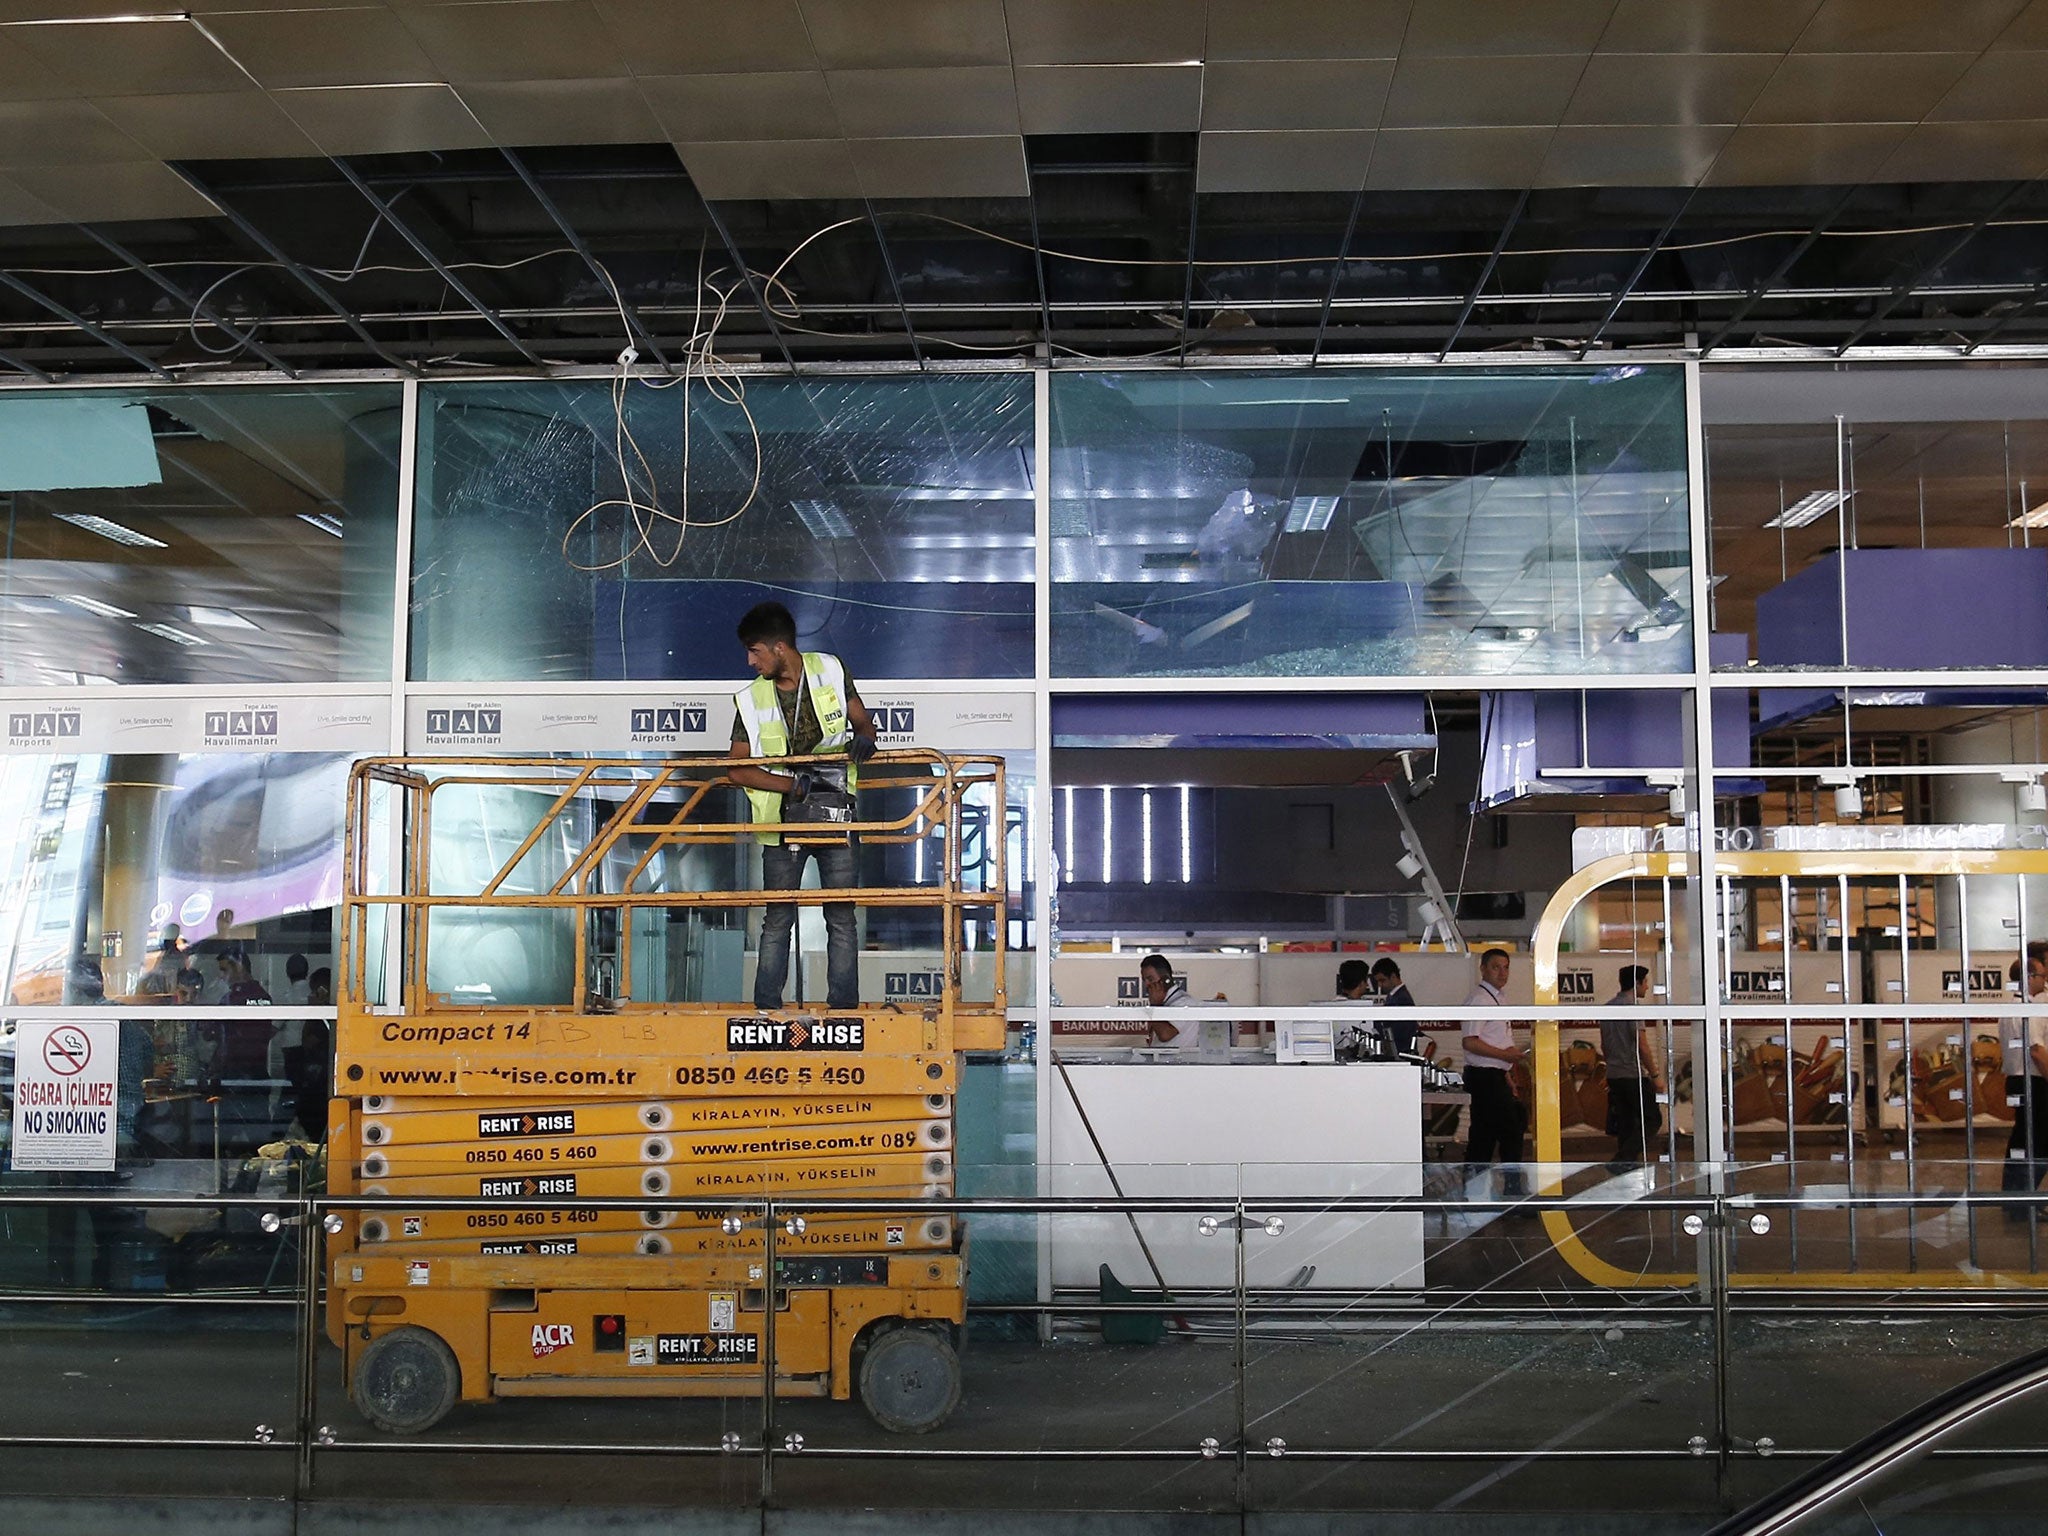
[1283,496,1337,534]
[1224,397,1348,406]
[60,593,135,619]
[133,621,204,646]
[1100,786,1112,884]
[792,500,854,539]
[53,512,167,549]
[1063,785,1074,880]
[297,512,344,538]
[1,13,189,24]
[186,605,258,630]
[1763,490,1850,530]
[1179,786,1191,884]
[2008,500,2048,530]
[1141,790,1154,886]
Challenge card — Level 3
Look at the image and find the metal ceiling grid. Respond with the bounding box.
[0,1,2042,372]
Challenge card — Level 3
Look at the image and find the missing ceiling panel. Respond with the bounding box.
[0,397,161,493]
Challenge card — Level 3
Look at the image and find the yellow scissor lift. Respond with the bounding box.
[324,749,1008,1434]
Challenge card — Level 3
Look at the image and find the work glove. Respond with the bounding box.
[847,733,877,764]
[786,770,814,801]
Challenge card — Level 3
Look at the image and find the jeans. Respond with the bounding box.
[756,839,858,1010]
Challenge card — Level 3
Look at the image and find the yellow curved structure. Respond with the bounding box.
[1531,848,2048,1290]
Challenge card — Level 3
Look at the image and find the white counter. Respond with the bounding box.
[1046,1063,1424,1291]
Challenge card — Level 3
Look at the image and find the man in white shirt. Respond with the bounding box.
[1139,953,1191,1046]
[1461,948,1528,1199]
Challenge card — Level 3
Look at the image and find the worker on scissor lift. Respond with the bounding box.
[728,600,879,1014]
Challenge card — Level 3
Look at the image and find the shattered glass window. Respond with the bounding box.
[410,375,1035,682]
[1048,367,1692,677]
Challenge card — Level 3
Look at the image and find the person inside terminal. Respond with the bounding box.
[726,600,879,1014]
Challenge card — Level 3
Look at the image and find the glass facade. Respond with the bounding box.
[0,386,403,686]
[2,360,2048,1518]
[410,375,1036,683]
[1049,366,1691,677]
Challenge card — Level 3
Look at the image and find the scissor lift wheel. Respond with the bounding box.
[857,1324,961,1434]
[353,1326,461,1435]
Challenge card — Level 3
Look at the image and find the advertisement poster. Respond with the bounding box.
[9,1019,118,1171]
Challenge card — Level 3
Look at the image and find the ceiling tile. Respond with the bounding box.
[1197,128,1374,191]
[1877,119,2048,179]
[1702,122,1913,183]
[1928,53,2048,120]
[275,83,495,155]
[396,1,629,82]
[1994,0,2048,46]
[200,8,440,90]
[1207,0,1409,60]
[596,0,816,74]
[1006,0,1207,65]
[0,99,145,167]
[1795,0,2028,52]
[458,77,665,144]
[0,36,77,101]
[827,66,1018,136]
[673,137,861,199]
[1402,0,1618,56]
[1539,123,1734,184]
[1364,126,1551,188]
[801,0,1010,68]
[1747,53,1977,124]
[13,19,256,96]
[1015,62,1202,133]
[1383,55,1587,129]
[92,92,319,160]
[1565,53,1776,124]
[0,173,58,228]
[9,160,219,223]
[639,72,839,141]
[849,134,1028,197]
[1600,0,1824,53]
[1202,60,1395,131]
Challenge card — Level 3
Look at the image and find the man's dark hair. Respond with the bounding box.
[1337,959,1371,993]
[286,952,310,983]
[1618,964,1650,992]
[1370,957,1402,981]
[309,966,333,995]
[1139,953,1173,982]
[1481,947,1510,966]
[737,601,797,649]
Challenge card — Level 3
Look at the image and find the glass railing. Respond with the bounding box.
[2,1164,2047,1523]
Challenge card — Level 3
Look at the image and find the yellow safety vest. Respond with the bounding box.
[733,651,856,847]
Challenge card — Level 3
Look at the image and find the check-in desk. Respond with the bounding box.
[1046,1059,1424,1291]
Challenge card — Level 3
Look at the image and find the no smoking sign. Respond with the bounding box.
[42,1026,92,1076]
